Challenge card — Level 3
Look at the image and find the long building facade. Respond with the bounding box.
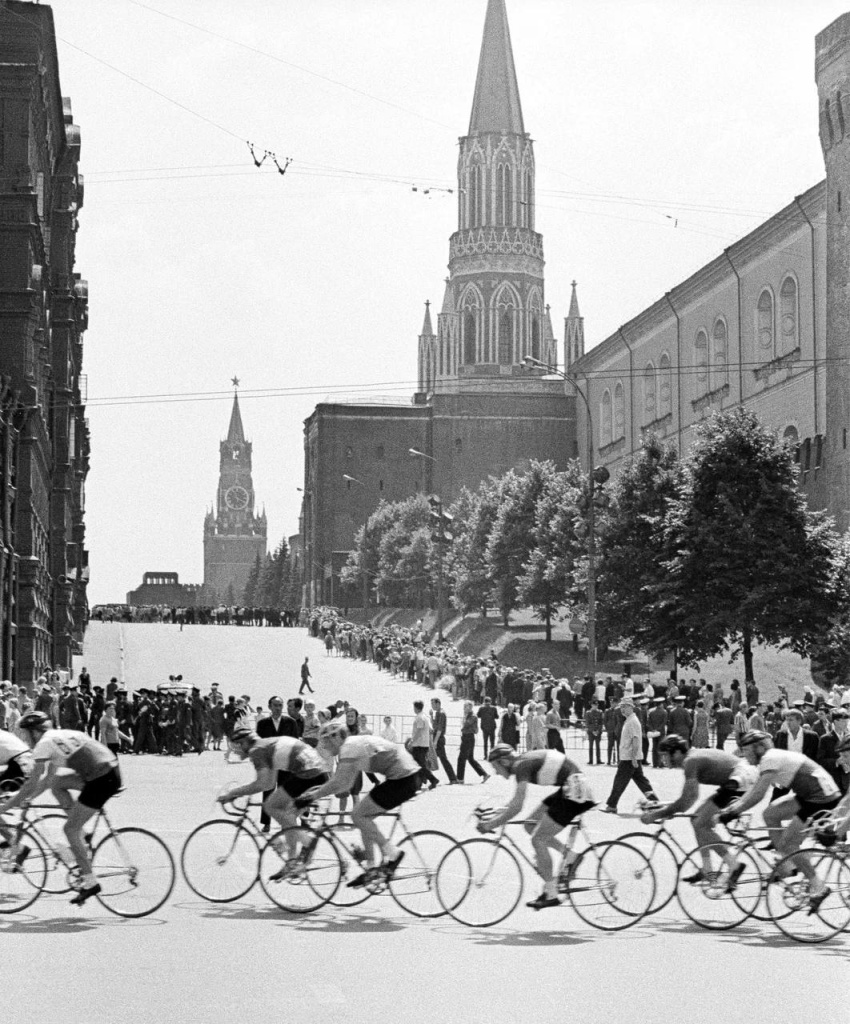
[0,2,89,684]
[302,0,578,607]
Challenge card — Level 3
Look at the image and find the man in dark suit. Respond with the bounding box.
[772,708,819,798]
[817,707,850,794]
[255,696,298,831]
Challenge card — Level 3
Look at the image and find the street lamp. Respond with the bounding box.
[410,449,451,642]
[524,355,608,680]
[343,474,371,618]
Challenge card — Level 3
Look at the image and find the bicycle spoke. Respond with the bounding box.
[436,838,522,927]
[180,820,260,903]
[93,827,175,918]
[0,832,47,914]
[387,830,460,918]
[766,850,850,943]
[676,843,762,930]
[259,828,341,913]
[568,841,655,931]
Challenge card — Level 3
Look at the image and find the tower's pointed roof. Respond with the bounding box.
[227,391,245,444]
[468,0,525,136]
[421,300,434,337]
[567,280,581,319]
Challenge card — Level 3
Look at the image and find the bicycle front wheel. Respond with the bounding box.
[676,843,763,930]
[387,830,461,918]
[259,827,341,913]
[766,849,850,943]
[31,813,77,894]
[93,827,176,918]
[326,825,371,908]
[568,840,655,931]
[180,820,260,903]
[617,831,680,914]
[436,838,522,927]
[0,829,48,914]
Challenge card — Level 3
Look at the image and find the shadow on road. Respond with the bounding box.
[291,912,407,934]
[0,914,167,933]
[459,927,593,947]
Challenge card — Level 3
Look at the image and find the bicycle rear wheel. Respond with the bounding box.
[326,825,371,907]
[0,829,47,914]
[675,843,763,930]
[180,820,260,903]
[436,838,522,927]
[387,830,463,918]
[766,849,850,943]
[617,831,680,914]
[93,827,176,918]
[567,840,655,931]
[259,827,341,913]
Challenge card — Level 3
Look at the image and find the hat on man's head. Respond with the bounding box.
[618,698,634,709]
[674,696,686,702]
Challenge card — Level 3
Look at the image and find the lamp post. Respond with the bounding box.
[343,473,370,618]
[524,356,607,681]
[409,449,450,642]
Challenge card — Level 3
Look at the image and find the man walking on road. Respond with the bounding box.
[430,697,457,783]
[457,701,488,784]
[410,700,439,789]
[601,698,659,814]
[299,657,313,695]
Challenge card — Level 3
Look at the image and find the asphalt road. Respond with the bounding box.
[4,625,846,1023]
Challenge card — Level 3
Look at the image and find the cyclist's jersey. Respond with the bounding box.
[338,735,419,779]
[248,737,326,778]
[512,750,581,787]
[758,749,840,803]
[0,729,28,766]
[31,729,117,782]
[683,749,754,787]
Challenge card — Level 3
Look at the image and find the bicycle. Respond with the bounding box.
[435,811,656,929]
[0,796,175,917]
[617,810,696,914]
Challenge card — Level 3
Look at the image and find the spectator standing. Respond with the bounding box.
[713,703,733,749]
[585,701,603,765]
[545,704,564,752]
[430,698,457,784]
[477,697,498,757]
[410,700,439,789]
[499,704,521,749]
[456,701,487,783]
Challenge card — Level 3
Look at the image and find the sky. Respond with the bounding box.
[36,0,850,604]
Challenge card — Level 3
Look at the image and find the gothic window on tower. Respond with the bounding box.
[757,288,774,357]
[531,316,541,362]
[496,286,518,365]
[780,276,798,353]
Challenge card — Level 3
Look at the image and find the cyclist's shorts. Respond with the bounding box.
[281,772,329,799]
[79,766,122,810]
[542,792,595,828]
[710,782,745,810]
[796,794,841,823]
[369,772,420,810]
[0,753,32,786]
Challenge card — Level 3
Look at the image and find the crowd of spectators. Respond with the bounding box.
[90,604,300,627]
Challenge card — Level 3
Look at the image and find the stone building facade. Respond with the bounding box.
[202,392,267,603]
[126,572,199,608]
[569,13,850,532]
[302,0,578,606]
[0,2,89,684]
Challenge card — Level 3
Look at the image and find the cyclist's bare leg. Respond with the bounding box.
[529,813,567,897]
[264,791,308,855]
[693,799,734,872]
[352,794,396,867]
[778,816,821,891]
[63,800,98,876]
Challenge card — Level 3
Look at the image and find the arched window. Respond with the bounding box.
[780,277,798,353]
[463,312,476,365]
[530,316,540,361]
[643,362,657,422]
[713,318,727,381]
[496,163,513,225]
[614,382,625,440]
[462,288,481,365]
[783,424,800,463]
[757,289,774,355]
[695,330,708,389]
[600,390,612,447]
[659,353,672,417]
[495,286,518,365]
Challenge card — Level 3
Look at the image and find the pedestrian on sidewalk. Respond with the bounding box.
[299,657,314,694]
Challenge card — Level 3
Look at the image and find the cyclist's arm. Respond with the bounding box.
[299,761,360,803]
[484,781,528,830]
[721,772,773,818]
[1,759,49,812]
[642,778,699,823]
[221,767,275,802]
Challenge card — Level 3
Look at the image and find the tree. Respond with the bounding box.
[517,462,585,640]
[241,552,262,607]
[486,461,557,627]
[447,481,501,616]
[810,538,850,690]
[595,435,685,657]
[659,409,840,681]
[375,495,433,606]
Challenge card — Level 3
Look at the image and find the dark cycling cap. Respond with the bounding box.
[18,711,49,730]
[658,734,689,755]
[487,743,516,764]
[738,730,770,747]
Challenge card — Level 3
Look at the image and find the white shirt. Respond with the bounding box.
[786,728,804,753]
[0,728,27,765]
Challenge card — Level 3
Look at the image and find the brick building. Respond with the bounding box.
[568,13,850,530]
[0,2,89,684]
[301,0,578,606]
[126,572,199,608]
[202,391,267,603]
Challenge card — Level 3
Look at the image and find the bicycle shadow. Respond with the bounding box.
[0,914,167,934]
[290,911,407,934]
[459,927,593,947]
[712,929,849,955]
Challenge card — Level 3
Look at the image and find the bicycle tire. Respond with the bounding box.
[435,837,522,927]
[180,819,260,903]
[28,813,77,894]
[92,827,176,918]
[0,828,48,914]
[617,831,680,914]
[675,843,763,930]
[765,849,850,943]
[567,840,655,931]
[325,825,371,907]
[387,829,464,918]
[259,827,342,913]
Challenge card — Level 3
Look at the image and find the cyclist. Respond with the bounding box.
[718,730,841,910]
[2,711,122,905]
[0,726,34,866]
[218,725,329,879]
[640,735,758,884]
[483,743,595,910]
[294,720,421,887]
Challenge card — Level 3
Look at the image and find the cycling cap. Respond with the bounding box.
[18,711,49,730]
[738,730,770,747]
[319,720,348,741]
[658,734,689,755]
[230,725,256,744]
[486,743,516,764]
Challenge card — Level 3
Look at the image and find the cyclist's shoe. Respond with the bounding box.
[346,870,371,889]
[527,893,561,911]
[269,857,306,883]
[70,883,101,906]
[807,885,832,915]
[382,851,405,879]
[682,869,705,884]
[350,846,368,865]
[725,863,746,893]
[599,806,618,815]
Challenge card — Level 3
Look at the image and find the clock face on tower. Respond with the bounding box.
[224,485,249,511]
